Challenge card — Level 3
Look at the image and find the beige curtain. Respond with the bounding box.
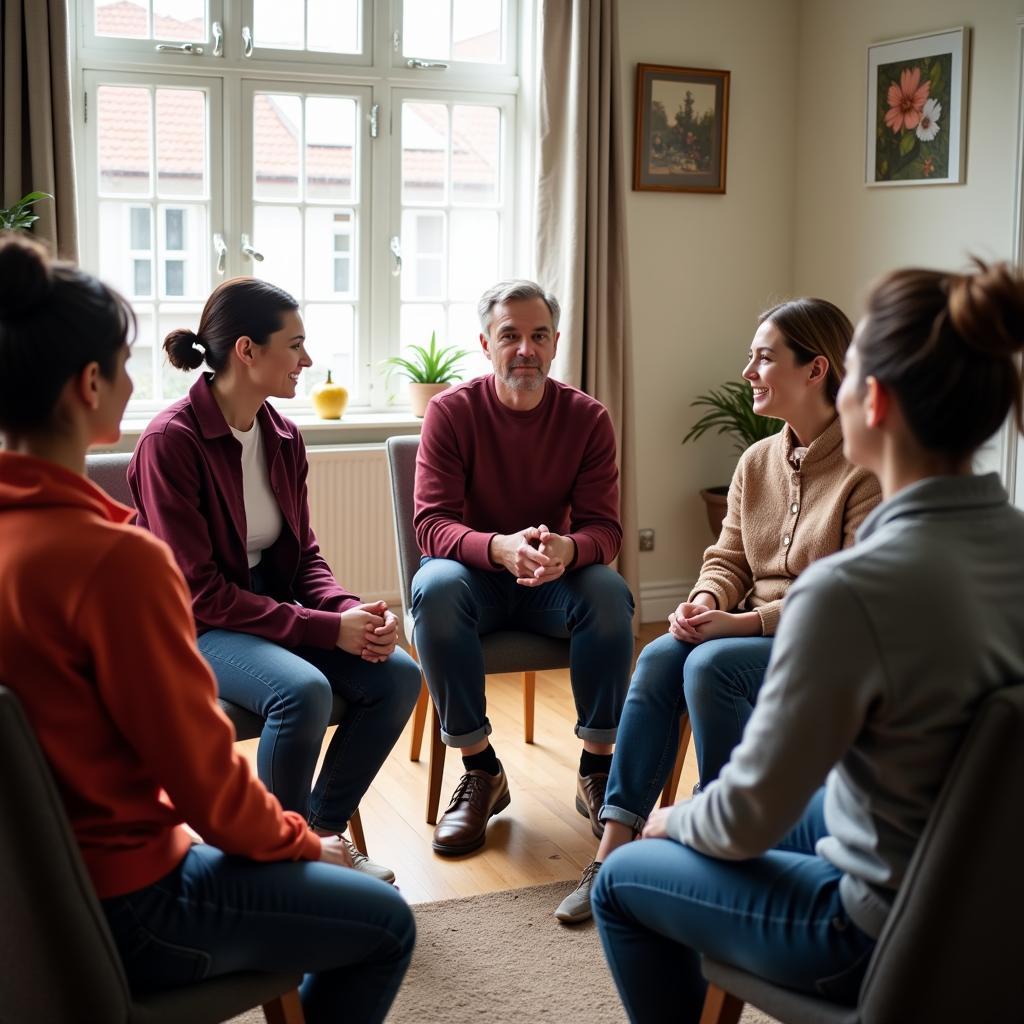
[534,0,639,625]
[1,0,78,258]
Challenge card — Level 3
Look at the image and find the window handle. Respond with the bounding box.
[213,233,227,275]
[156,42,204,54]
[389,236,402,276]
[242,26,254,58]
[212,21,223,57]
[406,58,449,70]
[241,233,264,262]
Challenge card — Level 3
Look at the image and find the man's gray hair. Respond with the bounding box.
[477,280,561,334]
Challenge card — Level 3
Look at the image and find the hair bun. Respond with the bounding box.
[163,327,206,371]
[0,233,54,320]
[948,260,1024,358]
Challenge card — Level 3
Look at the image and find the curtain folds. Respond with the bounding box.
[1,0,78,258]
[534,0,639,626]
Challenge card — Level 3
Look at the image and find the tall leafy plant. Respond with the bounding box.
[382,331,472,385]
[682,380,782,455]
[0,191,52,231]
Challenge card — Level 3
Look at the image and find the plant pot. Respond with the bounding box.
[408,382,452,417]
[699,486,729,539]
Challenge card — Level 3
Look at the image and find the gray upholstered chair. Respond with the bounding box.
[0,684,304,1024]
[84,452,366,854]
[699,683,1024,1024]
[384,434,690,826]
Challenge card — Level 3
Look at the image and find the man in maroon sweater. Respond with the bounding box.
[412,280,635,855]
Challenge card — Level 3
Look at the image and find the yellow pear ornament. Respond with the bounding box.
[311,370,349,420]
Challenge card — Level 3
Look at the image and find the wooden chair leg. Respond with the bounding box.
[660,712,692,808]
[426,703,447,826]
[523,670,536,744]
[348,807,367,856]
[263,988,305,1024]
[409,674,429,763]
[698,983,744,1024]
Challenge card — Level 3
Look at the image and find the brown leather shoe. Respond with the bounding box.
[432,765,511,856]
[575,771,607,839]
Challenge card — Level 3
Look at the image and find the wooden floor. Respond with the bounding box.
[237,622,699,905]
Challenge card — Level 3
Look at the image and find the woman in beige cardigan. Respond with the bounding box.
[557,298,881,923]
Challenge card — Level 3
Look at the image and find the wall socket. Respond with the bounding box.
[639,528,655,552]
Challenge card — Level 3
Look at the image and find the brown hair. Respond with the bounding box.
[164,277,298,373]
[858,260,1024,458]
[0,232,134,433]
[758,298,853,404]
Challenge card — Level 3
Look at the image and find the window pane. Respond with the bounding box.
[254,0,304,50]
[449,303,482,356]
[401,210,446,300]
[130,207,151,249]
[307,0,359,53]
[253,205,303,299]
[403,0,451,60]
[452,0,502,63]
[302,304,355,397]
[402,103,448,205]
[449,209,497,300]
[129,306,155,399]
[306,98,356,202]
[165,260,185,296]
[165,208,185,250]
[153,0,204,42]
[156,88,207,198]
[98,86,152,196]
[333,259,350,293]
[95,0,149,39]
[305,207,354,299]
[254,94,301,202]
[133,259,152,297]
[452,105,499,204]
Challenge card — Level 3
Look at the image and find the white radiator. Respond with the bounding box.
[305,445,400,606]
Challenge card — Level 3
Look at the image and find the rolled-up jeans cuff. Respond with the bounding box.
[575,724,617,744]
[441,720,493,748]
[600,804,646,832]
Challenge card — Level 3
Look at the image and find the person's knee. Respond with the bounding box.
[372,883,417,961]
[683,644,744,714]
[575,566,635,621]
[382,650,424,718]
[411,560,476,633]
[630,633,687,703]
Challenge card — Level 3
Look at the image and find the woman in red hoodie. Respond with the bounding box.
[0,234,414,1023]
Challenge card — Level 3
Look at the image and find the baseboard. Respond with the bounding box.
[639,579,693,624]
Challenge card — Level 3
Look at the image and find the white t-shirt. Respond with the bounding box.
[229,420,283,568]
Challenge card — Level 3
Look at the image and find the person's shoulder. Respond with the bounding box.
[736,431,783,472]
[430,375,491,420]
[548,379,611,424]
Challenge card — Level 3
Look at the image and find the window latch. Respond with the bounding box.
[156,42,204,55]
[389,236,402,277]
[406,59,449,70]
[242,26,254,58]
[213,233,227,275]
[212,21,223,57]
[369,103,380,139]
[241,234,264,262]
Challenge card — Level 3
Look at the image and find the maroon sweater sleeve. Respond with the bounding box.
[130,428,342,649]
[565,406,623,567]
[414,399,497,570]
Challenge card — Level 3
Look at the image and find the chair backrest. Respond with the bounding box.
[385,435,421,642]
[85,451,134,507]
[0,685,132,1023]
[860,683,1024,1023]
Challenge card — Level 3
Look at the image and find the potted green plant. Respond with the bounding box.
[682,380,783,537]
[382,331,473,417]
[0,191,52,231]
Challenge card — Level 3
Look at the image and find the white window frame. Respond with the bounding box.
[72,0,520,419]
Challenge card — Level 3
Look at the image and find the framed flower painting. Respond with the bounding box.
[866,27,969,186]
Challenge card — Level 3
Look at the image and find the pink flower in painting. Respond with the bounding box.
[884,66,931,134]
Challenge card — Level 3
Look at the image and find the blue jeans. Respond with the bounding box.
[101,843,414,1024]
[198,630,421,830]
[411,559,635,746]
[592,791,876,1024]
[601,633,773,831]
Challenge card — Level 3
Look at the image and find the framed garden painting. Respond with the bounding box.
[633,64,730,194]
[866,27,970,186]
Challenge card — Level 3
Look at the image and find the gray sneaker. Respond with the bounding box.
[342,837,396,884]
[554,861,601,924]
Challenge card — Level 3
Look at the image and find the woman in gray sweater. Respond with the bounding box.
[592,260,1024,1023]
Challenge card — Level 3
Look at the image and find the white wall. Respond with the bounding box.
[624,0,1024,616]
[618,0,802,617]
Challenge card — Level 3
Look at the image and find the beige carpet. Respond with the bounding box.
[229,881,778,1023]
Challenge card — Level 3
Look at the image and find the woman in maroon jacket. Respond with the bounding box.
[129,278,420,881]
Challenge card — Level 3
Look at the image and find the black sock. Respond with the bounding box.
[579,750,612,777]
[463,744,501,776]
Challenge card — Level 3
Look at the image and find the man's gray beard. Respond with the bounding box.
[500,368,547,392]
